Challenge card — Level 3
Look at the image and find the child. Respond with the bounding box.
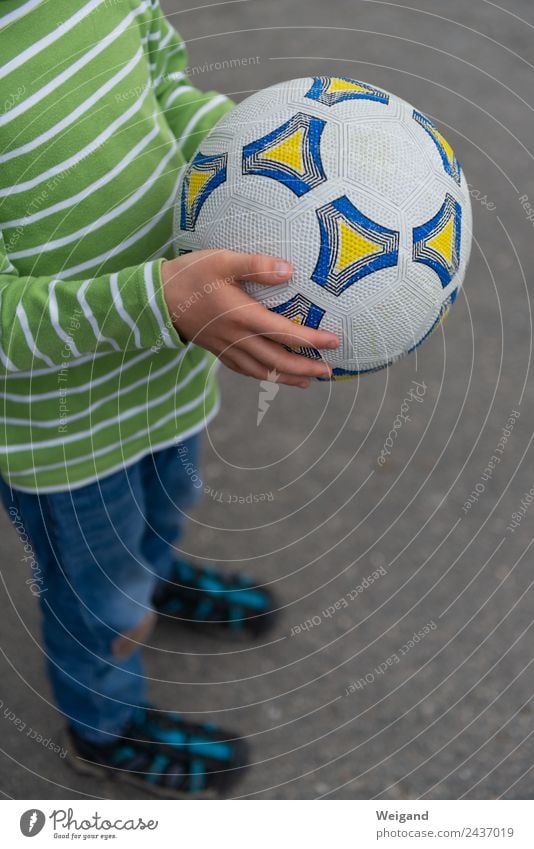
[0,0,339,797]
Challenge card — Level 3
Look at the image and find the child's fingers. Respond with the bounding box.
[172,250,293,290]
[245,304,340,350]
[223,350,311,388]
[191,249,294,287]
[234,252,293,285]
[240,336,332,379]
[212,278,340,351]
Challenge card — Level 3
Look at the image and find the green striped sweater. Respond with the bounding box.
[0,0,234,492]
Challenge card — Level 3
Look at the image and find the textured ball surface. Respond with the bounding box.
[173,76,472,380]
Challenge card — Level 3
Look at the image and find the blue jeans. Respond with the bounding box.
[0,437,202,744]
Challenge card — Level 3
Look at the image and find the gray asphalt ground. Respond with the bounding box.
[1,0,534,801]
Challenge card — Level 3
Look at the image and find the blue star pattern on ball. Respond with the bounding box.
[305,76,390,107]
[413,194,462,287]
[242,112,327,197]
[311,196,400,297]
[270,293,325,359]
[180,151,228,231]
[413,110,462,185]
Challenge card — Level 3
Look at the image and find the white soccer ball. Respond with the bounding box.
[173,76,472,380]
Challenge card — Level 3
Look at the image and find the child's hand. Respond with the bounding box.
[161,250,340,387]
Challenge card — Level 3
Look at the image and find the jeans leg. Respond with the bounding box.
[0,466,158,744]
[140,434,203,583]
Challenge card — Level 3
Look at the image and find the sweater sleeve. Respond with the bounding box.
[0,248,184,376]
[146,0,235,161]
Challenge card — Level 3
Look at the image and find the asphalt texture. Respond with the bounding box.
[1,0,534,800]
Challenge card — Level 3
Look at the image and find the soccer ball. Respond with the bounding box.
[173,76,472,380]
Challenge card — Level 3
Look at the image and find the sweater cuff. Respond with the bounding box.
[135,259,185,351]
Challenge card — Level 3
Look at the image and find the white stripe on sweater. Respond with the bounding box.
[0,289,18,372]
[109,273,142,348]
[56,174,181,279]
[1,354,210,450]
[2,114,160,228]
[48,280,82,357]
[10,139,178,258]
[4,345,188,427]
[165,41,186,61]
[3,350,110,380]
[158,27,174,51]
[163,84,195,109]
[2,350,158,398]
[7,397,219,492]
[15,302,55,367]
[177,94,229,149]
[0,0,105,82]
[0,6,149,129]
[0,0,44,28]
[0,48,144,161]
[0,83,152,197]
[143,262,176,348]
[76,280,120,353]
